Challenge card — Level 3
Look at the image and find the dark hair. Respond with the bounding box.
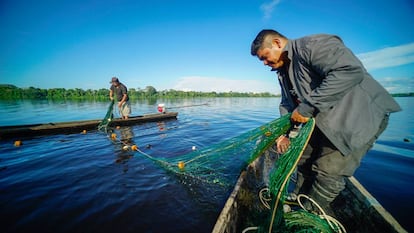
[250,29,287,56]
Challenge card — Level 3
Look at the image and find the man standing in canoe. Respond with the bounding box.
[109,77,131,120]
[250,30,401,213]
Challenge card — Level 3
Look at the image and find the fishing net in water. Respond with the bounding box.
[97,100,291,187]
[134,114,292,187]
[98,108,344,232]
[97,100,115,133]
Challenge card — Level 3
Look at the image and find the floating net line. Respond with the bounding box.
[110,114,292,187]
[97,100,291,187]
[154,114,291,186]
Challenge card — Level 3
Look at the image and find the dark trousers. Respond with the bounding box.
[294,114,390,203]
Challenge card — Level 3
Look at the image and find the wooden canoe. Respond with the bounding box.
[0,112,178,139]
[212,146,408,233]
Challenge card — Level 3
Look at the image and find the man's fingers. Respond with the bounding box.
[276,136,290,154]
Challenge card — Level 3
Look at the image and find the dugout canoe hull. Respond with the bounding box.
[0,112,178,139]
[212,147,408,233]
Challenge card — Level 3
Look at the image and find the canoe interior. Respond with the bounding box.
[0,112,178,140]
[212,146,407,233]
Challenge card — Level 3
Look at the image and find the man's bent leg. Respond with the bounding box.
[307,114,389,213]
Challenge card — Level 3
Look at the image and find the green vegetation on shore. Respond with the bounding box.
[0,84,278,100]
[391,93,414,97]
[1,84,412,100]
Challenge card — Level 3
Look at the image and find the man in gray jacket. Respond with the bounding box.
[251,29,401,212]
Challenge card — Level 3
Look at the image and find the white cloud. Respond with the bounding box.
[172,76,279,93]
[376,76,414,93]
[260,0,282,20]
[358,42,414,71]
[170,43,414,94]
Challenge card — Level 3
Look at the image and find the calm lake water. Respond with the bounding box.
[0,97,413,233]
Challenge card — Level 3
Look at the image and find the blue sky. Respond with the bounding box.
[1,0,413,94]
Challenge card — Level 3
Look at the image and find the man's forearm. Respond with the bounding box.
[120,94,128,103]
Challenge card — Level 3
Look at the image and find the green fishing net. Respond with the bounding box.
[98,108,342,232]
[98,100,115,132]
[138,114,292,187]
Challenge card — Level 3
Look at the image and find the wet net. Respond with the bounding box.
[98,109,345,232]
[254,118,344,233]
[142,114,292,187]
[97,100,115,133]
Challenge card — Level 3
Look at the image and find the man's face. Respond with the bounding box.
[112,81,120,87]
[256,39,285,71]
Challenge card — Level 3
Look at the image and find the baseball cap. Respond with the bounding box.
[110,77,119,83]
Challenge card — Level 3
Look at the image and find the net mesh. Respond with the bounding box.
[98,110,343,232]
[255,117,341,233]
[264,118,315,232]
[98,100,114,133]
[138,114,292,187]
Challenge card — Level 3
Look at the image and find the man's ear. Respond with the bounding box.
[271,38,283,49]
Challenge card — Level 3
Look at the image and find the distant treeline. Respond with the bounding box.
[391,93,414,97]
[1,84,411,100]
[0,84,278,100]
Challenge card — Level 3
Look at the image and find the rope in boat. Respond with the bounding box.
[296,194,347,233]
[255,188,346,233]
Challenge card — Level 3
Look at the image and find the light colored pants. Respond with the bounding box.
[119,101,131,118]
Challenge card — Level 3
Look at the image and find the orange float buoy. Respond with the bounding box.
[265,131,272,137]
[81,130,87,134]
[111,133,117,139]
[14,140,22,147]
[131,145,138,151]
[177,161,185,169]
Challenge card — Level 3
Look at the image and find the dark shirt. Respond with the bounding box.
[278,65,299,106]
[110,83,129,102]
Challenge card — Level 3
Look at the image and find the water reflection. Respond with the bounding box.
[120,126,134,143]
[113,126,135,171]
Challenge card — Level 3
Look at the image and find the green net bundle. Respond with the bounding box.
[282,210,340,233]
[262,118,315,232]
[251,118,343,233]
[98,100,115,132]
